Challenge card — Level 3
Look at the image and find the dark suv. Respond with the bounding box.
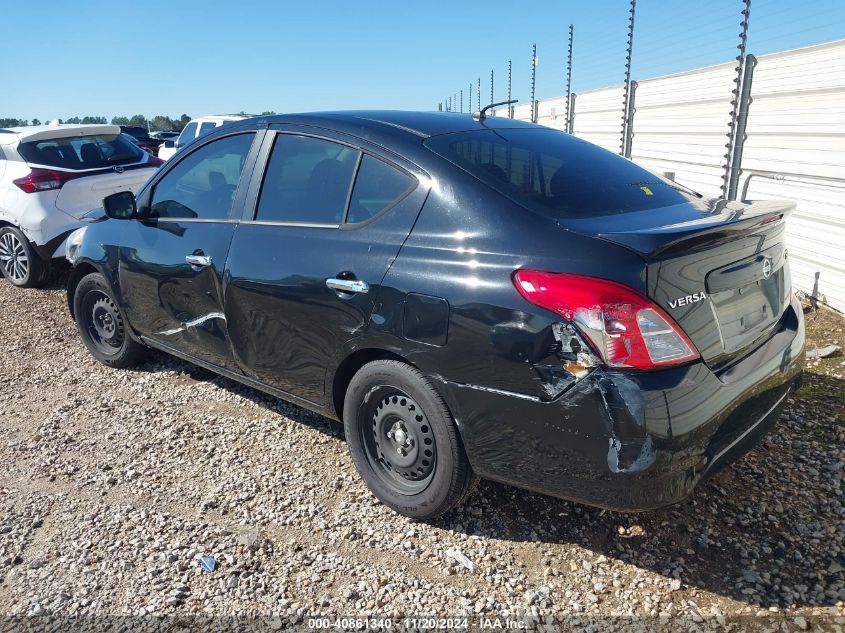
[66,112,804,519]
[119,125,161,155]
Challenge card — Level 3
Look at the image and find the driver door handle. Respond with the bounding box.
[326,278,369,294]
[186,254,212,268]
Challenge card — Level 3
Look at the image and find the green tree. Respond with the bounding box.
[111,116,129,125]
[31,118,41,126]
[65,116,81,124]
[261,111,276,115]
[128,114,147,128]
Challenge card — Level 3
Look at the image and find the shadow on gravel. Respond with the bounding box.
[125,340,844,609]
[129,342,844,610]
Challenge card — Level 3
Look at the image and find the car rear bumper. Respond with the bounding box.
[435,295,805,512]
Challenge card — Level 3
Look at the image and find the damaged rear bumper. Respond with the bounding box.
[436,297,805,512]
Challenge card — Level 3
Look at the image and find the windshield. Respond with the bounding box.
[18,133,144,170]
[425,128,699,218]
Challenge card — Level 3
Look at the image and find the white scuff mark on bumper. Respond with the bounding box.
[158,312,225,336]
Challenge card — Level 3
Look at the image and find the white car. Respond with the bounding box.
[157,114,252,161]
[0,123,162,287]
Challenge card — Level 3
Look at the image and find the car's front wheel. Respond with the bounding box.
[73,272,147,368]
[343,360,477,520]
[0,226,48,288]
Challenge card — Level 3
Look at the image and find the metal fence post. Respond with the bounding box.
[623,81,637,158]
[728,54,757,200]
[722,0,752,198]
[531,44,537,123]
[567,93,576,134]
[508,60,513,118]
[620,0,636,155]
[477,77,481,111]
[565,24,574,133]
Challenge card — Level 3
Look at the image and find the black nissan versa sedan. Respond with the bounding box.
[65,111,805,519]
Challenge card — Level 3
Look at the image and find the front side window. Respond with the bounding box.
[177,122,198,147]
[425,128,699,218]
[149,133,254,220]
[18,134,143,170]
[256,135,358,224]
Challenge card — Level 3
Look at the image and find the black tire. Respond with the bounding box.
[343,360,477,520]
[0,226,48,288]
[73,272,147,368]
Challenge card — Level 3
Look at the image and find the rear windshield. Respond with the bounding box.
[18,133,143,170]
[424,128,698,218]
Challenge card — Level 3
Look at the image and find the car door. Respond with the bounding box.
[118,129,262,371]
[224,127,429,405]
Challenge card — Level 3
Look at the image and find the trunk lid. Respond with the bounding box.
[561,198,794,370]
[55,166,157,219]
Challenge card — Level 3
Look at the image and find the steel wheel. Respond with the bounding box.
[81,290,126,356]
[361,388,437,495]
[0,231,28,283]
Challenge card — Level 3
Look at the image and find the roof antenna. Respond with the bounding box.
[473,99,518,122]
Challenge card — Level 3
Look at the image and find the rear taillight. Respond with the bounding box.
[146,155,165,167]
[13,168,79,193]
[513,270,699,370]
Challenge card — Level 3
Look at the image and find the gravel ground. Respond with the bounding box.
[0,274,843,632]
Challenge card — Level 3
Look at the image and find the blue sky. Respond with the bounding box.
[4,0,844,121]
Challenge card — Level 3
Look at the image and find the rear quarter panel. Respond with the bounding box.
[362,165,649,399]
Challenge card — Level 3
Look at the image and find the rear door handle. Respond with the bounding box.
[326,278,369,294]
[185,254,212,268]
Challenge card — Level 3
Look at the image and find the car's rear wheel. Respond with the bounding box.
[0,226,47,288]
[343,360,477,520]
[73,272,146,368]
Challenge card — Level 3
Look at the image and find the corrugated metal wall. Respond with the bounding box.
[740,41,845,312]
[629,62,736,196]
[505,39,845,312]
[569,86,625,154]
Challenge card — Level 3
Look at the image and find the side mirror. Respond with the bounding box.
[103,191,137,220]
[163,140,175,148]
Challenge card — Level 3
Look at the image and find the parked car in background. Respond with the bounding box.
[0,123,162,287]
[150,131,179,142]
[67,112,804,519]
[119,125,160,155]
[157,114,252,160]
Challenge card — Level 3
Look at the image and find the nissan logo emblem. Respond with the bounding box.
[762,257,772,279]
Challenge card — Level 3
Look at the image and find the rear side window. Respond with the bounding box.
[256,135,358,224]
[425,129,697,218]
[198,121,217,138]
[347,155,414,224]
[17,134,143,170]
